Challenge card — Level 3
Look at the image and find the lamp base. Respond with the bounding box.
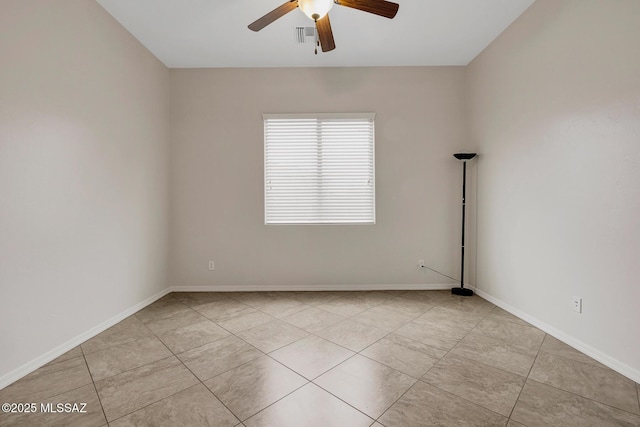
[451,287,474,297]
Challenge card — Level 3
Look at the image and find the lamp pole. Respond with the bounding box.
[452,153,477,296]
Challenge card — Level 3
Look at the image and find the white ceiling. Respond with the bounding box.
[96,0,535,68]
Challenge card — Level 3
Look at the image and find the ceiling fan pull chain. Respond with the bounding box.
[314,19,318,55]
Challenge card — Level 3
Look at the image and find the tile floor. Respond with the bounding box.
[1,290,639,426]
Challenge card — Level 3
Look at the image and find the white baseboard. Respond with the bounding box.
[170,283,453,292]
[474,288,640,383]
[0,288,171,390]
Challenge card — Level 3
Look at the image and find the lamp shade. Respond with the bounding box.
[453,153,477,160]
[298,0,334,20]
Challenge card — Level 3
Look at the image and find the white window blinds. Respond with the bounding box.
[264,113,375,224]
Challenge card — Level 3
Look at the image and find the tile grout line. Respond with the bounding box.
[503,332,640,422]
[369,376,419,425]
[79,345,109,425]
[307,354,384,424]
[447,300,537,424]
[0,355,104,422]
[298,293,454,425]
[505,330,546,424]
[231,376,310,423]
[156,294,393,424]
[179,293,370,424]
[136,308,246,425]
[82,296,246,424]
[522,378,640,419]
[232,291,427,424]
[519,339,640,419]
[348,301,450,378]
[372,296,513,425]
[414,296,496,379]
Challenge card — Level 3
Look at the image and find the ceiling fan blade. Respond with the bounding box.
[248,0,298,32]
[335,0,399,19]
[316,14,336,52]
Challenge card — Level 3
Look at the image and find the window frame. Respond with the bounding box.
[263,112,376,225]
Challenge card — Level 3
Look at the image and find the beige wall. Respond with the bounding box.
[467,0,640,379]
[0,0,170,383]
[170,67,468,289]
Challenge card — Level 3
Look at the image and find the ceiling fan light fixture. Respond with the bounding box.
[298,0,334,21]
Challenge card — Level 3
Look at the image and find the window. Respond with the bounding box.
[264,113,375,224]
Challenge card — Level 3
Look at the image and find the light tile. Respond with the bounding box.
[486,306,529,326]
[156,320,231,353]
[394,321,460,351]
[421,353,525,416]
[382,290,408,297]
[337,291,391,306]
[361,333,446,378]
[413,306,486,332]
[281,307,345,333]
[284,291,341,306]
[47,346,84,366]
[81,316,152,354]
[451,332,537,377]
[217,310,274,334]
[538,335,608,369]
[315,298,372,317]
[529,352,639,414]
[378,380,507,427]
[400,290,450,305]
[376,297,435,317]
[227,292,274,306]
[84,336,172,381]
[315,319,389,352]
[143,309,207,335]
[270,335,354,379]
[252,299,309,319]
[135,300,192,324]
[512,380,640,427]
[193,299,256,323]
[244,383,373,427]
[0,383,105,427]
[109,383,238,427]
[438,294,495,315]
[235,320,308,353]
[472,317,545,353]
[205,356,307,421]
[171,292,228,308]
[351,306,415,331]
[178,335,263,381]
[314,354,415,419]
[0,356,92,403]
[95,356,198,422]
[507,421,527,427]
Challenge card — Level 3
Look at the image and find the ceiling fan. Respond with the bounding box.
[248,0,400,54]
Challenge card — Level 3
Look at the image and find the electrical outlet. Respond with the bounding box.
[572,296,582,313]
[418,259,425,268]
[208,261,215,271]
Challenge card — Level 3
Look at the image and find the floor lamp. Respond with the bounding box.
[452,153,477,296]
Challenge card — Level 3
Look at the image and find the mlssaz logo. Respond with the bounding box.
[40,403,88,413]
